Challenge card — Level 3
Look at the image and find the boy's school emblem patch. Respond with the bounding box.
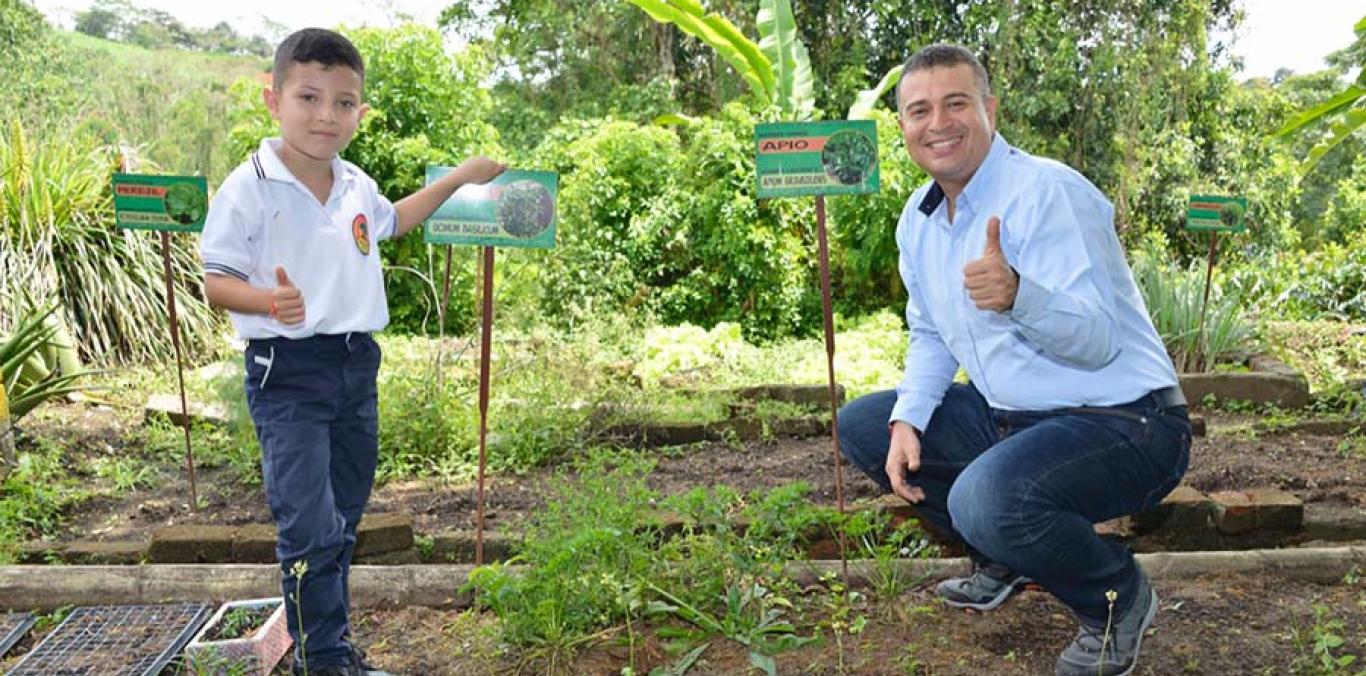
[352,213,371,255]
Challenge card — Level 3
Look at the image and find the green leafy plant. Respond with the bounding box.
[1274,13,1366,171]
[1289,603,1361,675]
[847,65,904,120]
[844,510,934,604]
[648,579,817,676]
[203,603,277,642]
[181,648,256,676]
[814,570,867,675]
[1130,249,1254,372]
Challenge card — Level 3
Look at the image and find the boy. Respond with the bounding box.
[200,28,504,676]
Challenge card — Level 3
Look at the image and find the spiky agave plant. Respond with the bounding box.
[0,119,222,364]
[0,303,94,421]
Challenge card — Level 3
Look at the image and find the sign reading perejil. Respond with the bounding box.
[1186,195,1248,233]
[423,169,558,249]
[112,174,209,233]
[755,121,879,198]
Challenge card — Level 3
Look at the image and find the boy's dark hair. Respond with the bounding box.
[272,28,365,89]
[895,43,992,110]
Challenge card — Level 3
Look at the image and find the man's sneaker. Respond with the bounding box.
[935,561,1032,611]
[351,645,395,676]
[1055,571,1158,676]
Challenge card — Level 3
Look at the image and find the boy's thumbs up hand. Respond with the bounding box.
[270,266,305,325]
[963,216,1018,312]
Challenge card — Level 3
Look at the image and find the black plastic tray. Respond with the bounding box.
[0,612,36,659]
[5,603,209,676]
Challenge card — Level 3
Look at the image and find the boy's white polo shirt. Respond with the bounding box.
[200,138,398,340]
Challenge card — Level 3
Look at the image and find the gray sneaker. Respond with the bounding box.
[935,561,1032,611]
[1055,571,1158,676]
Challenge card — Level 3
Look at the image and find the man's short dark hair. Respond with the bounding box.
[272,28,365,90]
[896,43,991,110]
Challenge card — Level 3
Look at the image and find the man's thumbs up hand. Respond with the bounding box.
[963,216,1018,312]
[270,266,305,325]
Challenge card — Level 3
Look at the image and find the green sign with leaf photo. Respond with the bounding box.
[423,169,558,249]
[755,120,879,198]
[112,174,208,233]
[1186,195,1248,233]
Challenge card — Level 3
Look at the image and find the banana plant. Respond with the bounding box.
[627,0,814,120]
[847,64,903,120]
[1275,13,1366,171]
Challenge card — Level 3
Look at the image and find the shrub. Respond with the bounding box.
[1130,238,1255,372]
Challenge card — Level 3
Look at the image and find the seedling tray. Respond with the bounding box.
[0,612,36,658]
[6,603,209,675]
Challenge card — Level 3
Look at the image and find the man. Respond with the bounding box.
[837,44,1191,676]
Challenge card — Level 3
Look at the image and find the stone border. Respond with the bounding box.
[22,491,1366,566]
[595,383,842,448]
[1179,354,1310,409]
[3,546,1362,611]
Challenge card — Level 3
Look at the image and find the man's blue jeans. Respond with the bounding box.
[839,384,1190,625]
[245,332,381,669]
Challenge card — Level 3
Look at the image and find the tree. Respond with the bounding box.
[74,5,121,40]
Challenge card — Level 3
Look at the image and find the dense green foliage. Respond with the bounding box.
[3,0,1365,359]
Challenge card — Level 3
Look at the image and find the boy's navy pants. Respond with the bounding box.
[244,332,381,670]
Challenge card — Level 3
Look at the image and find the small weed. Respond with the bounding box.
[91,455,160,491]
[290,559,309,676]
[1288,603,1361,675]
[1336,436,1366,461]
[179,647,256,675]
[843,510,934,605]
[896,642,926,675]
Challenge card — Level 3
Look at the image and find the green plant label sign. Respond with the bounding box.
[423,169,558,249]
[1186,195,1247,233]
[112,174,208,233]
[754,121,879,198]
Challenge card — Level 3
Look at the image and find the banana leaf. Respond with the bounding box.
[627,0,774,102]
[848,64,904,120]
[757,0,814,119]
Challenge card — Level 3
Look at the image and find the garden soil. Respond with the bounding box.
[4,404,1364,673]
[41,406,1366,540]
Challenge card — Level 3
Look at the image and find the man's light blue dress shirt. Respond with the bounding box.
[890,133,1179,432]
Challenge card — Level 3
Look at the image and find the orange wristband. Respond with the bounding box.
[269,300,278,318]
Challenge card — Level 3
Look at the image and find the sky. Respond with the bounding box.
[29,0,1366,81]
